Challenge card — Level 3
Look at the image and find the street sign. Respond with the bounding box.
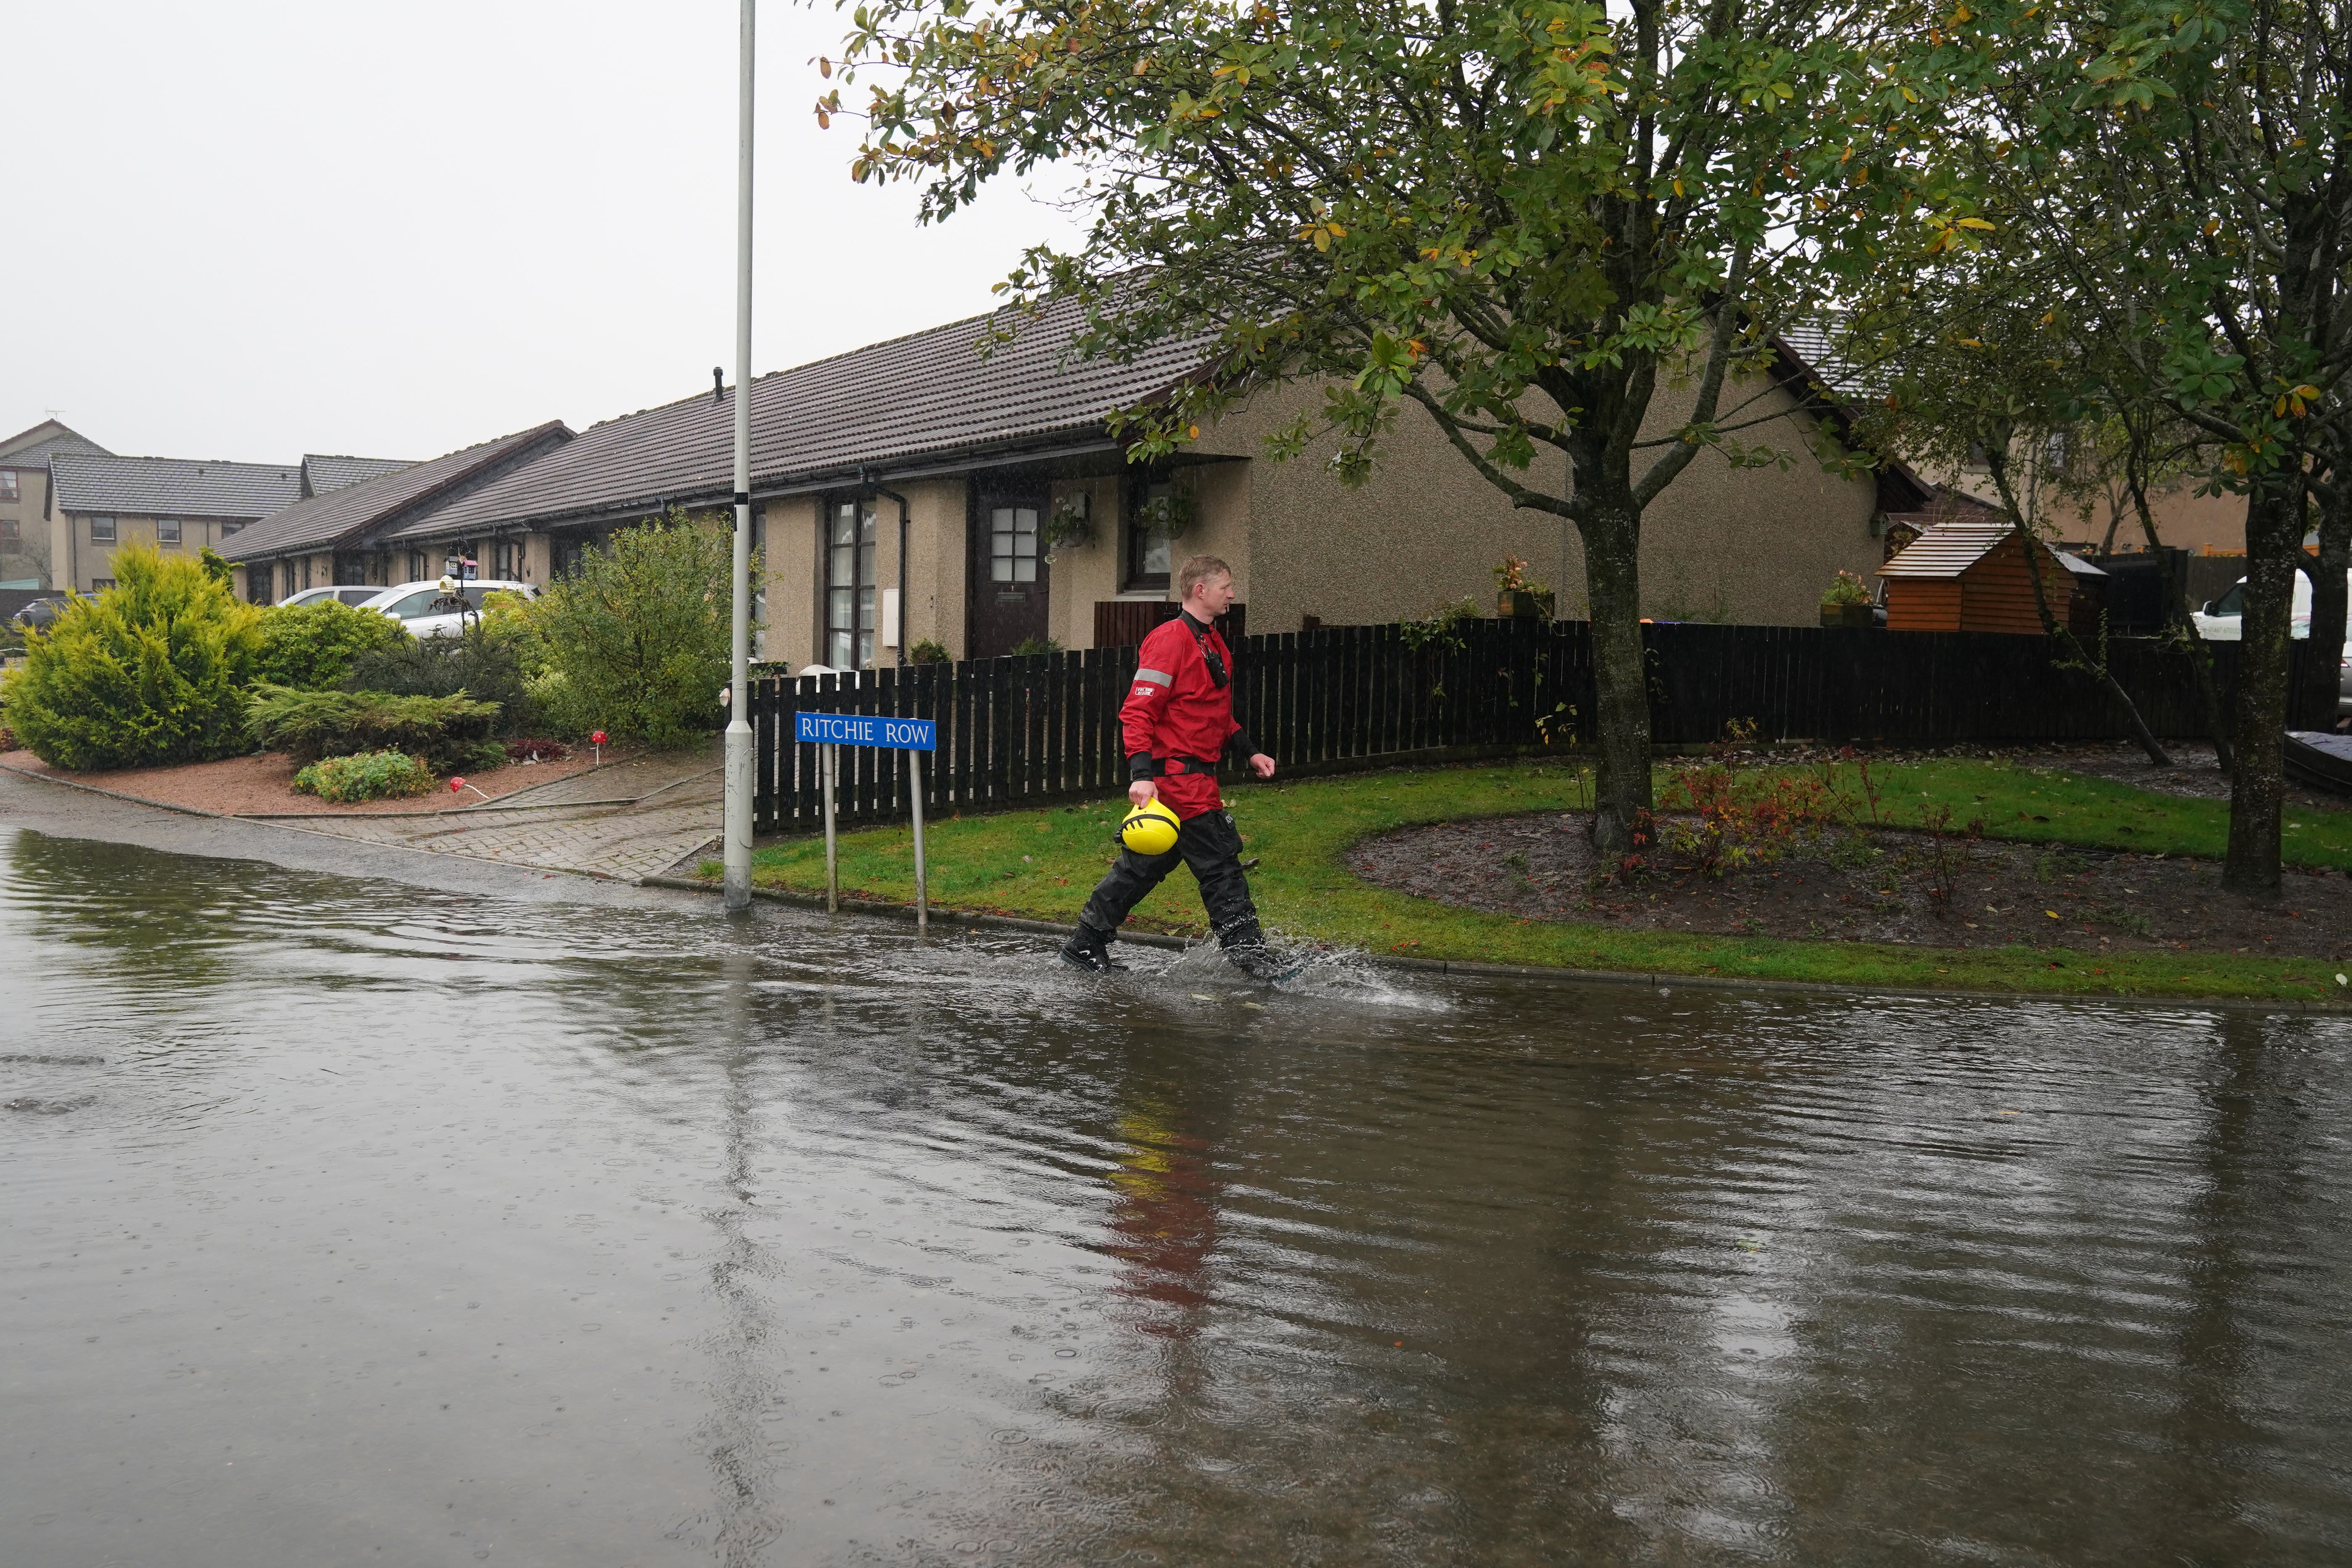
[795,711,936,751]
[794,709,935,930]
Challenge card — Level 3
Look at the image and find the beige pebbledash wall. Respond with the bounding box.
[1192,369,1881,633]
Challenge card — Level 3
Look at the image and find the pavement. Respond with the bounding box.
[4,741,726,884]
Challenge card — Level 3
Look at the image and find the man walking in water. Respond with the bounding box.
[1060,554,1284,978]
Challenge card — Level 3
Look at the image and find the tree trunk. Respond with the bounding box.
[2224,485,2302,898]
[2299,485,2348,730]
[1577,493,1653,861]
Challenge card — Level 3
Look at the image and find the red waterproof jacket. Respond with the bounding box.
[1122,612,1259,820]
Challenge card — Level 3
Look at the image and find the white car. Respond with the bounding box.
[2194,570,2352,713]
[361,579,536,639]
[276,585,385,609]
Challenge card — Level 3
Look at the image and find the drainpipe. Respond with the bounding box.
[861,467,912,666]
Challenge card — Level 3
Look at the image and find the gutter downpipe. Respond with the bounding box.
[721,0,756,913]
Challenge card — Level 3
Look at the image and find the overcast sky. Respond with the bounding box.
[4,1,1087,465]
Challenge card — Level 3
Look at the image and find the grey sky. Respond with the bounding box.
[4,1,1084,466]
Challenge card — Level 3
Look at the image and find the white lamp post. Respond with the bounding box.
[722,0,757,911]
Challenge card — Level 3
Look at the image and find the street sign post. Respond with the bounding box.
[795,711,936,930]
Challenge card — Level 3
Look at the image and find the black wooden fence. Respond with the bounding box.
[749,620,2300,831]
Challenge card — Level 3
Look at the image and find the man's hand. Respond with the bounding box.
[1129,779,1157,808]
[1249,753,1276,780]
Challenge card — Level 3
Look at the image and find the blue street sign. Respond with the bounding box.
[795,711,937,751]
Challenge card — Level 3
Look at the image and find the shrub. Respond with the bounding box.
[2,545,262,769]
[528,510,742,748]
[1821,570,1874,607]
[505,736,568,762]
[252,599,411,690]
[292,748,436,804]
[342,622,534,734]
[246,684,504,774]
[1009,635,1063,657]
[908,639,952,665]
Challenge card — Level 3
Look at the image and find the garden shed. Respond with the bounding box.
[1877,520,2105,636]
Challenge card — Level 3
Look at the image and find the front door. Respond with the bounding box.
[969,485,1050,657]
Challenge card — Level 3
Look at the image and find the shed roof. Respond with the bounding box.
[301,454,414,497]
[48,451,301,520]
[1878,520,2105,580]
[391,295,1212,539]
[223,423,571,562]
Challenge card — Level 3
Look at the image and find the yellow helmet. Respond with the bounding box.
[1119,795,1181,855]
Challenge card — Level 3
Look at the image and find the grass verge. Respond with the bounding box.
[720,757,2352,1004]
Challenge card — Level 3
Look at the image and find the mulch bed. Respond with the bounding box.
[0,746,612,817]
[1350,812,2352,963]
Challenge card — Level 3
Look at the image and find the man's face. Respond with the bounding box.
[1188,570,1235,617]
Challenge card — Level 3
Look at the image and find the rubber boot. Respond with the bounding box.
[1058,922,1125,974]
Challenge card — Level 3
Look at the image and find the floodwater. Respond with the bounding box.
[5,828,2351,1568]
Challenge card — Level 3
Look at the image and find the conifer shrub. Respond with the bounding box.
[252,600,412,690]
[2,545,262,769]
[246,684,504,775]
[341,622,534,734]
[291,748,436,804]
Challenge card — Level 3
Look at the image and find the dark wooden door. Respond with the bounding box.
[969,485,1050,657]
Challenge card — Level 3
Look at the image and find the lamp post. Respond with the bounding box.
[721,0,757,911]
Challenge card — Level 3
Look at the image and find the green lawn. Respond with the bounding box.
[721,757,2352,1003]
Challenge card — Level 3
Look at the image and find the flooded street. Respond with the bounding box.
[5,824,2351,1566]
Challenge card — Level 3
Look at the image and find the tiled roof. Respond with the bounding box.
[1775,320,1893,402]
[397,296,1211,539]
[223,423,571,562]
[48,452,300,520]
[301,454,414,497]
[0,420,111,468]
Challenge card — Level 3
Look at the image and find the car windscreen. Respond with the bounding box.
[382,590,444,618]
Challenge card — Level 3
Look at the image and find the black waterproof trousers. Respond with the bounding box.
[1077,808,1264,950]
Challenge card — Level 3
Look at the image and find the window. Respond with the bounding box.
[248,570,273,606]
[221,521,244,537]
[491,540,520,580]
[826,498,876,669]
[0,517,16,543]
[157,517,182,544]
[989,504,1041,586]
[1123,478,1174,590]
[90,515,116,543]
[0,471,17,501]
[91,578,116,591]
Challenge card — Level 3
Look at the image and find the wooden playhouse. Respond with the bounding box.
[1876,520,2105,636]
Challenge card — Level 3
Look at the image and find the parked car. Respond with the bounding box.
[276,585,388,609]
[8,596,74,633]
[360,579,536,639]
[2194,570,2352,713]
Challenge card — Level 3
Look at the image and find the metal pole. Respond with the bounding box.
[909,750,928,933]
[721,0,758,911]
[823,743,839,914]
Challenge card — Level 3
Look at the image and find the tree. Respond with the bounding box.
[831,0,1953,855]
[2,544,262,769]
[1936,0,2352,896]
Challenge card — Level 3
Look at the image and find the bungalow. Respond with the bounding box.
[221,423,572,604]
[367,296,1935,666]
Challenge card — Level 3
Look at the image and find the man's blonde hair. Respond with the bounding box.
[1177,554,1233,599]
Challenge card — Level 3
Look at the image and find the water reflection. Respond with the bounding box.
[3,825,2350,1566]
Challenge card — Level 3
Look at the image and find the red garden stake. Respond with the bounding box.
[591,730,606,766]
